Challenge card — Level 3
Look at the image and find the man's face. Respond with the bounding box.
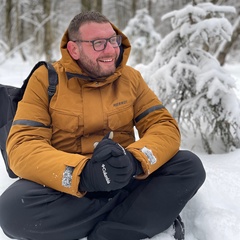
[76,22,120,78]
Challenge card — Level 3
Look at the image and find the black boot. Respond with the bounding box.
[173,215,185,240]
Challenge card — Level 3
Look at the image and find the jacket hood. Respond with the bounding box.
[59,22,131,81]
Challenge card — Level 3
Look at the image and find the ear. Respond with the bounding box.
[67,41,80,60]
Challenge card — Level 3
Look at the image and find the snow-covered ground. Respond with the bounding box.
[0,57,240,239]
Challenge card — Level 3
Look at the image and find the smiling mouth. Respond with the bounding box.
[99,58,113,63]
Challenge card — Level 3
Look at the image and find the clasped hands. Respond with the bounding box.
[79,132,142,192]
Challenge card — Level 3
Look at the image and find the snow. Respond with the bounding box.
[1,57,240,240]
[135,2,240,154]
[123,8,161,67]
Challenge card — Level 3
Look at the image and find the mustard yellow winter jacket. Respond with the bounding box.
[7,24,180,197]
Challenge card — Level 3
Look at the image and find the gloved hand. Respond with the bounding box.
[93,132,143,177]
[79,132,143,192]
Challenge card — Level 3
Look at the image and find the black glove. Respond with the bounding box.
[92,134,143,177]
[79,133,142,192]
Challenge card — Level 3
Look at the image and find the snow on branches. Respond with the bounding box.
[136,2,240,153]
[123,8,161,67]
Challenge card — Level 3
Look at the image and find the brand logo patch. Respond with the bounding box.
[102,164,111,184]
[113,100,127,107]
[141,147,157,165]
[62,166,73,188]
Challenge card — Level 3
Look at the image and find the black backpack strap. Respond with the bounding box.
[45,62,58,101]
[21,61,58,101]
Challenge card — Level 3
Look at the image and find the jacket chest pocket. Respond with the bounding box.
[51,111,82,134]
[50,110,83,152]
[107,105,134,130]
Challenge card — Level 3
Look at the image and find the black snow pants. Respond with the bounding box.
[0,150,206,240]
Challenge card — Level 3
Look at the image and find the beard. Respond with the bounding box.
[77,49,119,79]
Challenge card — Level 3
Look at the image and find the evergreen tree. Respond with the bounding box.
[123,8,161,67]
[137,2,240,153]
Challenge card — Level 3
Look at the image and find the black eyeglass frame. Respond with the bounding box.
[72,35,122,52]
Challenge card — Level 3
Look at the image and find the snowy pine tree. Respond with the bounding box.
[136,2,240,154]
[123,8,161,67]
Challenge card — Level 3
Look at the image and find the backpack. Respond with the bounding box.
[0,61,58,178]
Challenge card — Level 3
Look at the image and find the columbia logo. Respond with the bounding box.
[102,164,111,184]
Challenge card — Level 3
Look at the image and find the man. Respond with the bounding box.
[0,11,205,240]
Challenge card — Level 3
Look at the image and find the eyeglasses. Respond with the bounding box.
[72,35,122,51]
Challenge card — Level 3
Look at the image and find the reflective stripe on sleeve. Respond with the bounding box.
[12,119,50,128]
[134,105,165,123]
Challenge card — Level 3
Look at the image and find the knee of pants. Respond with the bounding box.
[181,150,206,187]
[0,187,19,238]
[0,180,35,239]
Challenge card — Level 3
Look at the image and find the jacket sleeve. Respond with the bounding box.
[6,66,87,197]
[126,70,181,178]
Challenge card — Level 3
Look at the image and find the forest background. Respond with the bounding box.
[1,1,240,239]
[1,0,240,154]
[1,0,240,64]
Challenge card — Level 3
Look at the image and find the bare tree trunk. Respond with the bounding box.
[132,0,137,14]
[17,2,26,61]
[82,0,102,12]
[148,0,152,16]
[93,0,102,12]
[43,0,53,62]
[210,0,220,4]
[217,18,240,66]
[5,0,13,51]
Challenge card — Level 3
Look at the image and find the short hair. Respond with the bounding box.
[68,11,110,41]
